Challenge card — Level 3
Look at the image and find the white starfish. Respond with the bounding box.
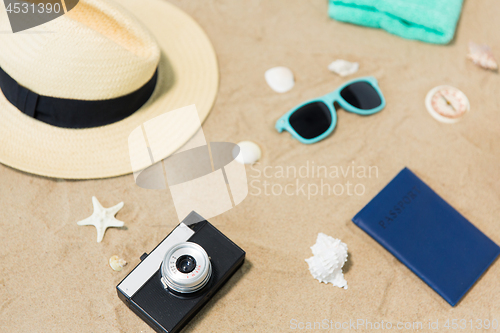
[77,196,125,243]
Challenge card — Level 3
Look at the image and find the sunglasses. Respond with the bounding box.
[275,76,385,144]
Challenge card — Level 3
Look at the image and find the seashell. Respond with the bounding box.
[265,66,295,93]
[109,255,127,272]
[328,59,359,77]
[467,41,498,71]
[233,141,262,165]
[305,233,348,289]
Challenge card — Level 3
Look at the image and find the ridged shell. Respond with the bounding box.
[305,233,348,289]
[467,42,498,71]
[264,67,295,93]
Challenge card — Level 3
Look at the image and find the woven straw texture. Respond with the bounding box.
[0,0,219,179]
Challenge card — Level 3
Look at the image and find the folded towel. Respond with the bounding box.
[328,0,464,44]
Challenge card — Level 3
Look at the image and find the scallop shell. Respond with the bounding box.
[265,66,295,93]
[233,141,262,165]
[467,41,498,70]
[305,233,348,289]
[109,255,127,272]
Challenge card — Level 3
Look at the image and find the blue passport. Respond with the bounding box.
[353,167,500,306]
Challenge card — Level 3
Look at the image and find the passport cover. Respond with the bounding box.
[353,167,500,306]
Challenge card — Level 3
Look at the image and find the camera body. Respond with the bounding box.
[117,212,245,333]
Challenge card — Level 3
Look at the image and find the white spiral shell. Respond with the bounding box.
[305,233,348,289]
[467,41,498,71]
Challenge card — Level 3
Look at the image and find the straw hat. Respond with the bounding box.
[0,0,219,179]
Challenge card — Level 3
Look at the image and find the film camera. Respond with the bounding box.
[117,212,245,333]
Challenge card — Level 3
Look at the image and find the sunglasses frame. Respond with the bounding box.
[275,76,385,144]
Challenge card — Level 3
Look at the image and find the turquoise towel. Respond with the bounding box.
[328,0,464,44]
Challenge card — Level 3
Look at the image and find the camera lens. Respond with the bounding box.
[161,242,212,294]
[176,255,196,274]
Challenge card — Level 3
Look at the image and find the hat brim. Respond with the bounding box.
[0,0,219,179]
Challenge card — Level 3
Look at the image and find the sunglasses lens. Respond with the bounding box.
[289,102,332,139]
[340,81,382,110]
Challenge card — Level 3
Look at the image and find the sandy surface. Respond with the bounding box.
[1,0,500,332]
